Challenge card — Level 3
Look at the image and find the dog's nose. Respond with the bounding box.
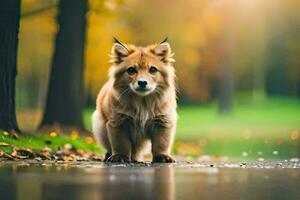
[138,80,148,89]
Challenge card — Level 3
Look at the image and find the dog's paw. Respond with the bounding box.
[106,154,130,163]
[103,152,112,162]
[152,154,176,163]
[131,159,144,164]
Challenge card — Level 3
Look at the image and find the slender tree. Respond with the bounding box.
[40,0,87,131]
[218,43,234,114]
[265,5,289,97]
[218,3,235,114]
[0,0,21,134]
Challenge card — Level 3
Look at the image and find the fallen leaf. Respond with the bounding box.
[35,152,51,160]
[70,131,79,140]
[0,151,17,160]
[84,137,95,144]
[91,154,102,161]
[64,143,72,150]
[49,132,57,138]
[43,147,52,152]
[17,149,35,158]
[2,131,9,136]
[0,142,10,147]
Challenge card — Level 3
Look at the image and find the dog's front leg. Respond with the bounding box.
[106,121,131,163]
[150,124,176,163]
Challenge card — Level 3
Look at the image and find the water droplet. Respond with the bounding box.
[273,151,278,155]
[242,152,248,157]
[290,158,299,162]
[240,162,247,168]
[258,157,264,161]
[109,175,116,182]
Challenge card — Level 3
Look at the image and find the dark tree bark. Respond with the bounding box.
[218,45,234,114]
[265,44,289,96]
[218,5,235,114]
[265,2,290,97]
[40,0,87,130]
[0,0,20,132]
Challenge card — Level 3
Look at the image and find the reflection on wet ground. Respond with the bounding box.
[0,161,300,200]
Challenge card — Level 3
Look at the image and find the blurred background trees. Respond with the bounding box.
[15,0,300,131]
[40,0,87,132]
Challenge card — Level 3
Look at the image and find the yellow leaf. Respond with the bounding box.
[49,132,57,138]
[2,131,9,136]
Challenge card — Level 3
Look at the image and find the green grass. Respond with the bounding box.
[175,96,300,159]
[0,132,102,154]
[2,96,300,160]
[84,96,300,160]
[84,96,300,139]
[176,100,300,140]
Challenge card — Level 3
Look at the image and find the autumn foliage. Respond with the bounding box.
[18,0,300,116]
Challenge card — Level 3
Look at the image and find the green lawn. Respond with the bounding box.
[85,96,300,159]
[0,132,102,155]
[84,96,300,139]
[176,96,300,159]
[1,96,300,160]
[177,98,300,140]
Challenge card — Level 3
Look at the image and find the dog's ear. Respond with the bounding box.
[152,37,175,64]
[110,38,132,64]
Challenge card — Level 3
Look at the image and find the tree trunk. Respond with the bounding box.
[265,1,289,96]
[218,47,234,114]
[0,0,20,132]
[218,5,235,114]
[40,0,87,131]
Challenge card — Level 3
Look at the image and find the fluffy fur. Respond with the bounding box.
[92,38,177,163]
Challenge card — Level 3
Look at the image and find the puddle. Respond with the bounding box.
[0,161,300,200]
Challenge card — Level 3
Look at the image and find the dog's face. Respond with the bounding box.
[126,62,159,96]
[109,38,175,97]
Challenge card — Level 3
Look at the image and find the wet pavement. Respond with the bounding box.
[1,160,300,200]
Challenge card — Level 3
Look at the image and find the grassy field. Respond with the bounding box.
[1,96,300,160]
[82,96,300,160]
[0,132,102,155]
[84,96,300,139]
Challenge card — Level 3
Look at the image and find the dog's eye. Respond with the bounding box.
[149,66,158,74]
[126,67,137,75]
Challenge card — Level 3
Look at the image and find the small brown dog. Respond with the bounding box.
[92,38,177,163]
